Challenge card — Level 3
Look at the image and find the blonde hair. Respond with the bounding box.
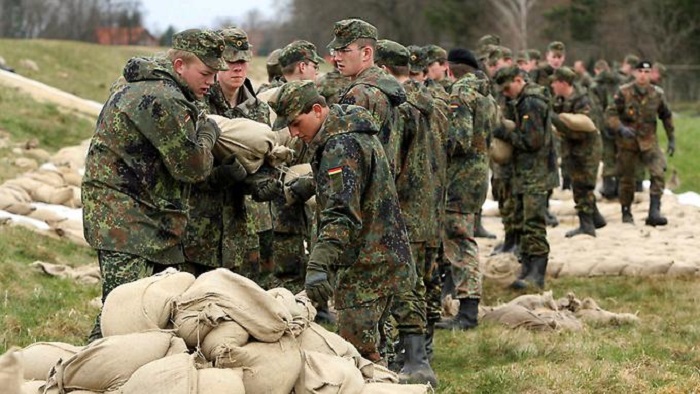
[167,49,198,64]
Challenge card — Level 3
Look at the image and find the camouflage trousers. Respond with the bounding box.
[617,145,666,206]
[443,212,482,299]
[424,246,443,324]
[514,192,549,257]
[88,250,171,342]
[601,131,618,177]
[492,176,517,233]
[558,133,571,186]
[259,232,307,293]
[390,242,427,335]
[338,296,393,363]
[565,136,601,215]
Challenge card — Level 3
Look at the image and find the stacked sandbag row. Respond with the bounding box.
[10,268,431,393]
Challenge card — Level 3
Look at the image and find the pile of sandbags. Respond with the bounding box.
[7,268,430,394]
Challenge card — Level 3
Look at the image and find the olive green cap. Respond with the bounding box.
[172,29,228,71]
[327,19,378,50]
[375,39,410,67]
[279,40,325,68]
[219,27,252,62]
[268,80,322,130]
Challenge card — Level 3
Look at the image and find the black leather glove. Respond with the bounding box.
[618,125,636,139]
[246,173,284,202]
[304,260,332,305]
[667,136,676,157]
[285,175,316,203]
[197,117,222,150]
[209,156,247,188]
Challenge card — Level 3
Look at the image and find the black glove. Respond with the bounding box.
[285,175,316,203]
[304,260,332,305]
[246,174,284,202]
[667,137,676,157]
[618,125,636,139]
[491,124,509,141]
[209,156,247,188]
[197,118,222,150]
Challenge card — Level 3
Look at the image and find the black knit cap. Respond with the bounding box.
[447,48,479,69]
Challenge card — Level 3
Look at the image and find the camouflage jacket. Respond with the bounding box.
[424,78,450,247]
[445,72,498,213]
[606,82,674,152]
[256,76,286,96]
[552,86,602,160]
[499,83,559,194]
[339,65,407,176]
[82,56,215,264]
[396,80,438,242]
[307,104,415,309]
[316,68,352,105]
[590,71,621,135]
[182,80,273,268]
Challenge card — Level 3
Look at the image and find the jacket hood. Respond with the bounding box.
[310,104,380,150]
[122,56,196,100]
[403,80,433,116]
[354,66,407,107]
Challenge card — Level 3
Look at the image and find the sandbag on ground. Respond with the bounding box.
[268,287,316,337]
[0,347,23,394]
[20,342,82,381]
[117,353,197,394]
[215,334,302,394]
[200,320,249,362]
[45,331,187,393]
[297,322,361,359]
[197,368,245,394]
[482,304,556,331]
[575,298,640,325]
[101,269,195,336]
[173,268,291,346]
[361,383,432,393]
[355,358,399,384]
[294,350,365,394]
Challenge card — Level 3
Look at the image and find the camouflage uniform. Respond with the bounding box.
[444,72,497,300]
[591,69,622,190]
[424,45,453,93]
[606,65,674,224]
[83,29,228,339]
[256,48,285,95]
[551,68,602,217]
[316,68,352,105]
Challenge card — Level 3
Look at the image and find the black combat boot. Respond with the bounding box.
[398,334,439,387]
[645,194,668,226]
[509,255,531,290]
[621,205,634,224]
[527,255,549,288]
[565,211,596,238]
[474,210,496,239]
[592,204,607,229]
[435,298,478,330]
[425,321,436,362]
[601,176,618,200]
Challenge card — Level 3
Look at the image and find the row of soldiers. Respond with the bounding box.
[80,17,675,389]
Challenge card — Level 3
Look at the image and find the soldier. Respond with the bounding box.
[256,48,285,95]
[316,58,352,105]
[424,44,453,93]
[550,67,606,237]
[269,80,416,366]
[437,48,497,329]
[516,50,531,72]
[492,66,559,289]
[617,54,639,84]
[331,18,407,177]
[606,60,675,226]
[651,62,667,86]
[573,60,593,90]
[82,29,228,341]
[591,59,622,199]
[476,34,501,54]
[182,27,280,279]
[279,40,324,83]
[374,39,438,386]
[407,45,427,82]
[532,41,566,87]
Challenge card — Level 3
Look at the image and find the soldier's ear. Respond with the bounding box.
[173,58,185,75]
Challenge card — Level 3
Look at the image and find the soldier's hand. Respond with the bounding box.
[245,173,283,202]
[209,156,247,188]
[492,124,509,141]
[618,125,636,139]
[197,118,222,150]
[305,261,332,305]
[667,137,676,157]
[285,175,316,203]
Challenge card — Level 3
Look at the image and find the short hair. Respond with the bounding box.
[594,59,610,71]
[167,49,198,64]
[354,38,376,49]
[448,62,476,79]
[377,63,409,78]
[300,95,328,114]
[281,60,303,76]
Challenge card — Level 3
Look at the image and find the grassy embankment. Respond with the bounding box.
[0,39,699,393]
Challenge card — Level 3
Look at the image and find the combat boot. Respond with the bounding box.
[645,194,668,227]
[621,205,634,224]
[527,255,549,288]
[398,334,439,387]
[565,211,596,238]
[490,231,516,256]
[509,255,532,290]
[474,210,496,239]
[435,298,478,330]
[601,176,618,200]
[425,321,435,362]
[592,204,607,229]
[545,209,559,227]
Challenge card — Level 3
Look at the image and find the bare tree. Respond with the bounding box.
[488,0,538,50]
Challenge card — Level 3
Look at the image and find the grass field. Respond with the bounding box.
[1,39,700,393]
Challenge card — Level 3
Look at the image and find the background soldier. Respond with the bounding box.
[606,60,675,226]
[493,66,559,289]
[316,58,352,105]
[82,29,227,341]
[424,44,453,93]
[256,48,285,95]
[591,59,623,200]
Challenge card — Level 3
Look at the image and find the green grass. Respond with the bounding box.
[661,115,700,193]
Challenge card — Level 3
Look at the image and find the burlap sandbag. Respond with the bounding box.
[215,334,303,394]
[173,268,291,345]
[27,171,65,188]
[20,342,82,381]
[23,148,51,163]
[297,322,361,359]
[294,350,365,394]
[50,143,89,170]
[197,368,245,394]
[268,288,317,337]
[575,298,640,325]
[489,137,512,165]
[282,163,313,203]
[356,357,399,384]
[0,347,23,394]
[482,304,556,331]
[27,208,64,223]
[173,301,231,349]
[0,200,34,215]
[101,269,195,336]
[200,320,250,362]
[46,331,187,392]
[507,291,558,311]
[209,115,294,173]
[58,170,82,187]
[558,113,596,132]
[361,383,432,393]
[21,380,56,394]
[117,353,197,394]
